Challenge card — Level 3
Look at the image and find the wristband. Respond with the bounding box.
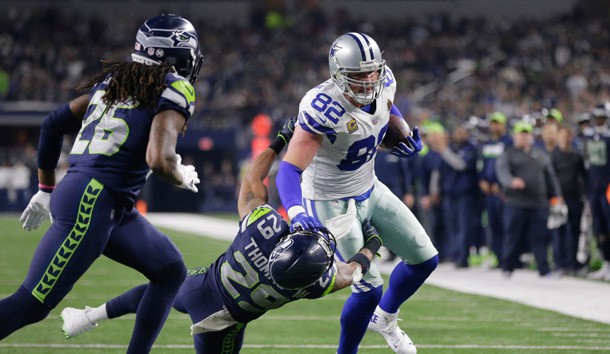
[268,135,287,154]
[347,253,371,275]
[363,235,382,255]
[38,183,55,193]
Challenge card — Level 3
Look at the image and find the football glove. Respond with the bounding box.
[20,190,52,231]
[290,212,325,233]
[362,219,383,255]
[176,154,200,193]
[277,115,297,145]
[269,115,297,154]
[391,127,423,158]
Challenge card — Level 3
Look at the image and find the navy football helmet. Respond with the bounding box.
[269,229,335,290]
[132,14,204,83]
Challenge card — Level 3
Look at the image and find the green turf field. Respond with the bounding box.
[1,214,609,353]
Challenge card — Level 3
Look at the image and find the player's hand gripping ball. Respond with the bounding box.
[381,115,422,158]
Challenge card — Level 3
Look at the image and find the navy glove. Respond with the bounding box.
[277,115,297,145]
[362,219,380,240]
[391,127,423,158]
[269,115,297,154]
[290,212,325,233]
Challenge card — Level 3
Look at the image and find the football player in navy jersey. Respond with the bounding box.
[584,102,610,280]
[59,116,382,354]
[0,14,203,353]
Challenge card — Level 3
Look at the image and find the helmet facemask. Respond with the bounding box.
[333,60,386,106]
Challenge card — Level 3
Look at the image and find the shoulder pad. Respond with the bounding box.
[160,73,196,116]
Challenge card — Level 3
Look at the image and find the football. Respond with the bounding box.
[380,114,413,149]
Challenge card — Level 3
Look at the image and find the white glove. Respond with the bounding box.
[20,190,52,231]
[176,154,200,193]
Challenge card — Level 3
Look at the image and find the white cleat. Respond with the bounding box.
[60,306,98,339]
[588,262,610,281]
[368,308,417,354]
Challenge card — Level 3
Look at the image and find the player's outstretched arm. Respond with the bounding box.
[330,219,382,292]
[238,116,297,218]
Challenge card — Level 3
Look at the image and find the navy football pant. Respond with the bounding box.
[108,266,247,354]
[589,193,610,260]
[0,172,186,352]
[502,204,550,275]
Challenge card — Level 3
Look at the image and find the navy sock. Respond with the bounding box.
[0,286,51,339]
[106,284,148,319]
[379,255,439,313]
[337,286,383,354]
[126,260,186,354]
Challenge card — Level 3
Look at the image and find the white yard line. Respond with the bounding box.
[2,343,610,351]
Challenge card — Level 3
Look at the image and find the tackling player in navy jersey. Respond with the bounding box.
[59,117,383,354]
[0,14,203,353]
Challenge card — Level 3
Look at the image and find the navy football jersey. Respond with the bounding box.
[584,129,610,194]
[69,72,196,206]
[208,204,337,323]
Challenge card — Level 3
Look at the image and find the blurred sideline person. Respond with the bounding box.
[550,125,587,274]
[479,112,512,266]
[428,123,479,268]
[276,32,438,354]
[418,122,447,262]
[60,117,382,354]
[0,14,203,353]
[496,121,563,277]
[584,102,610,280]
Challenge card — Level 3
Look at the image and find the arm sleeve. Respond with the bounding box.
[389,104,404,119]
[276,161,304,216]
[37,103,82,170]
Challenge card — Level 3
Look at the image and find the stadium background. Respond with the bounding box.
[0,0,608,214]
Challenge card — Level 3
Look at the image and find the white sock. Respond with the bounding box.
[87,304,109,324]
[375,305,398,317]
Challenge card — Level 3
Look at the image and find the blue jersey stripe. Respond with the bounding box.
[301,112,338,144]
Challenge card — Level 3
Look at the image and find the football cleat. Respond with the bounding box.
[368,308,417,354]
[61,306,98,339]
[588,262,610,281]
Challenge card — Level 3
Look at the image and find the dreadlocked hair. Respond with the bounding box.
[79,60,175,111]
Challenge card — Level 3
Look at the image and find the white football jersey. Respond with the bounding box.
[298,67,398,200]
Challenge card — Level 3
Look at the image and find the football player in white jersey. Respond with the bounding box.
[276,32,439,354]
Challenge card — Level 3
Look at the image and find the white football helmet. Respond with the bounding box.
[329,32,386,105]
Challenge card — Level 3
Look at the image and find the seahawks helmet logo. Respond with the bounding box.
[170,31,194,47]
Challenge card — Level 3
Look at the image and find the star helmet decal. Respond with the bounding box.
[330,42,342,58]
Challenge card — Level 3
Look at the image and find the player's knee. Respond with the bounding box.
[150,259,187,288]
[415,254,439,277]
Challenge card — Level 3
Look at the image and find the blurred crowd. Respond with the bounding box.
[1,3,610,127]
[376,104,610,280]
[1,3,609,276]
